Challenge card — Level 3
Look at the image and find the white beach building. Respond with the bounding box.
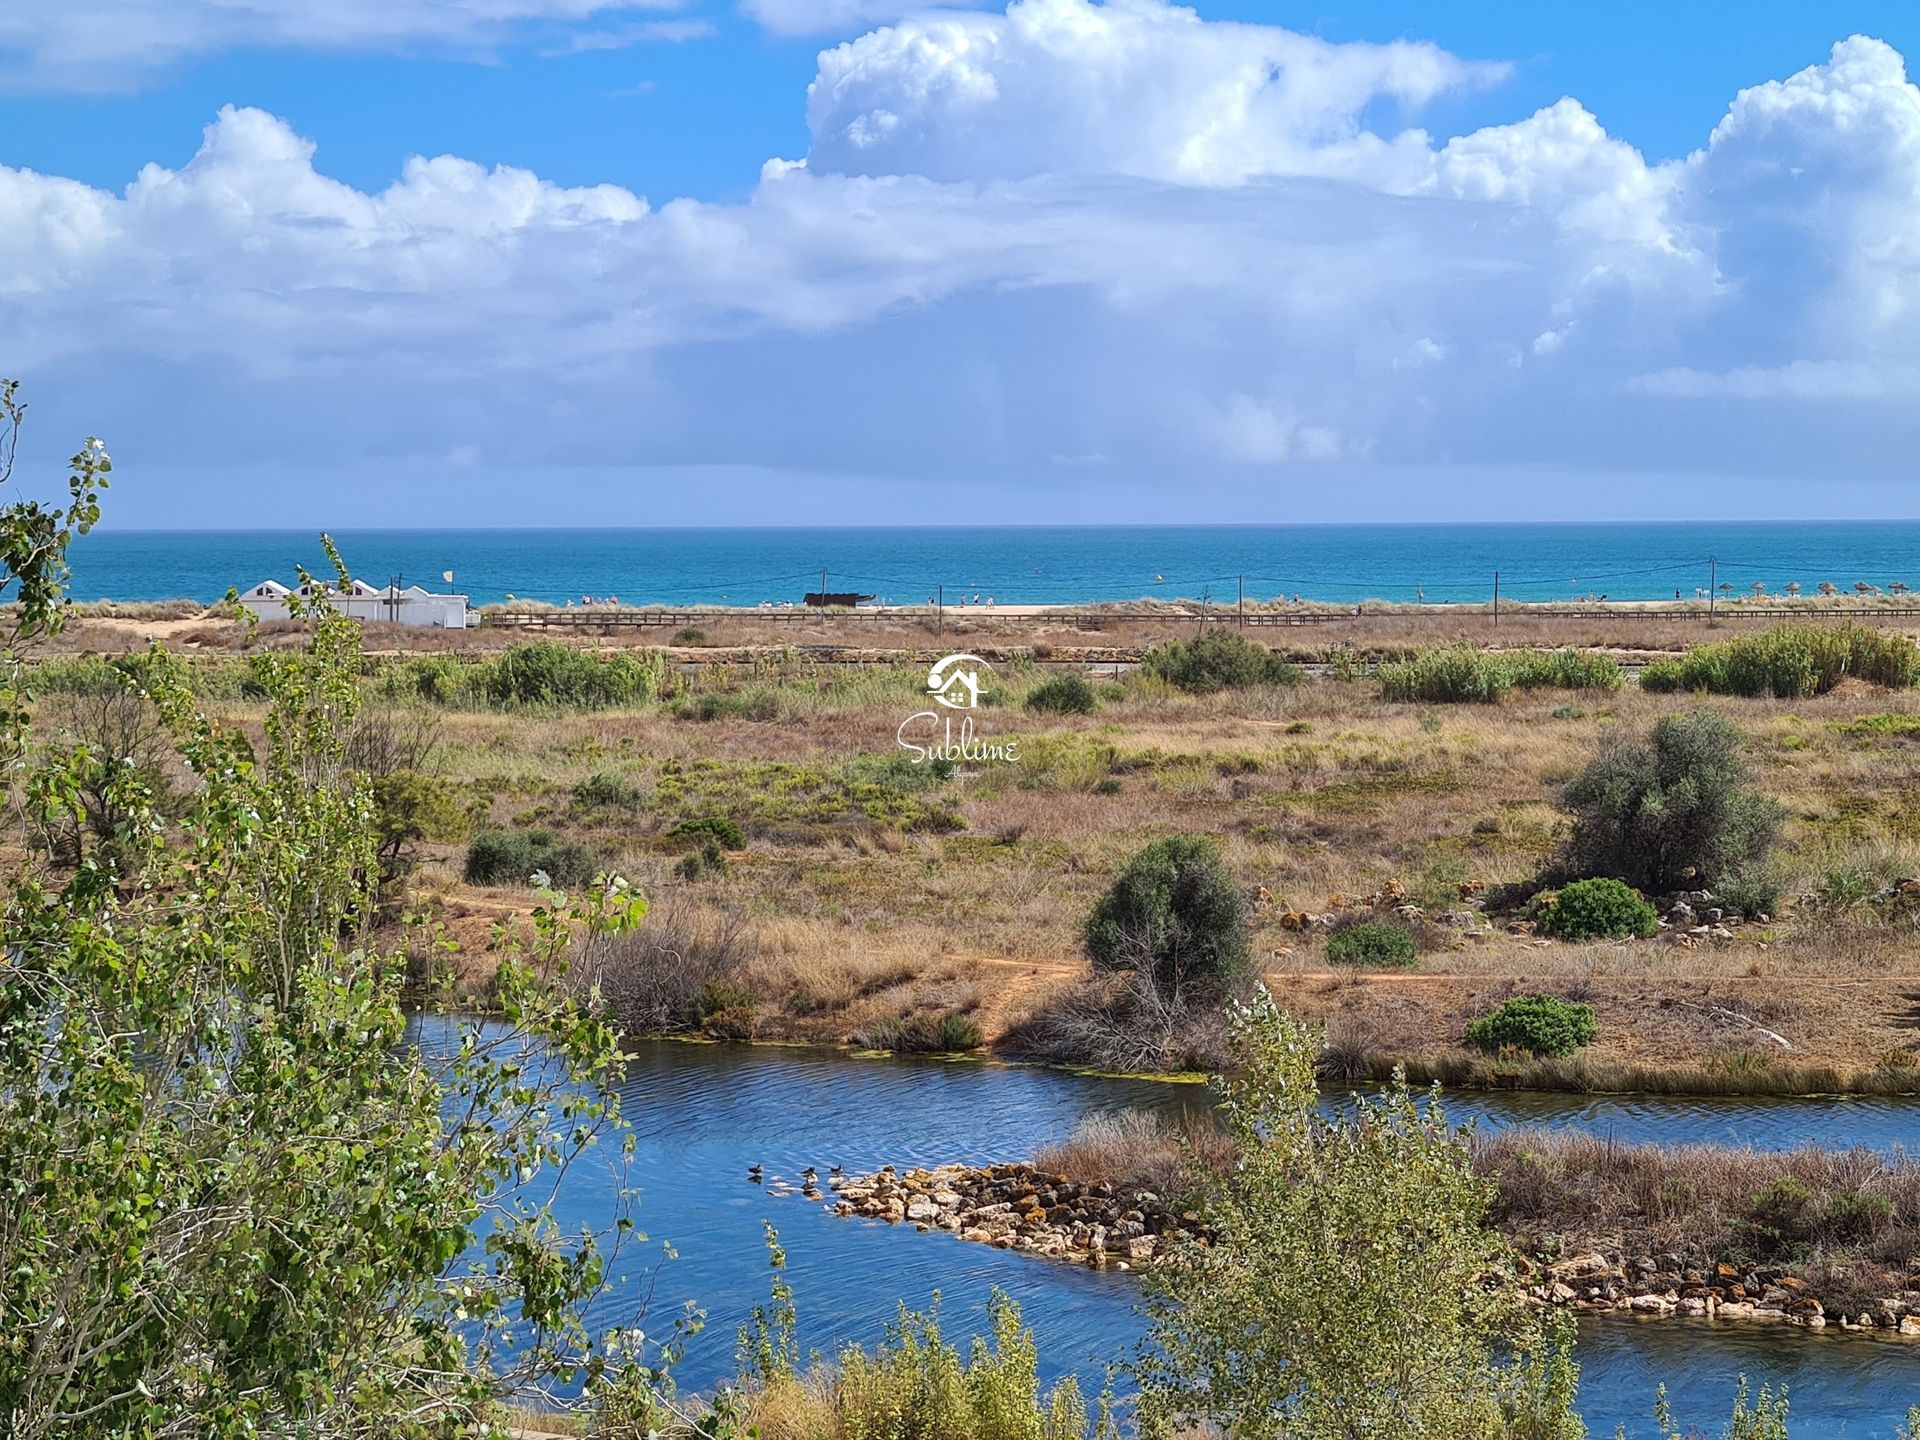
[237,577,470,629]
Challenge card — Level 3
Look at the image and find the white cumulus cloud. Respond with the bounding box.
[2,8,1918,520]
[806,0,1508,185]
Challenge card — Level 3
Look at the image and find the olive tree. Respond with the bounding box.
[1084,835,1250,1003]
[0,385,650,1440]
[1135,999,1583,1440]
[1559,711,1781,895]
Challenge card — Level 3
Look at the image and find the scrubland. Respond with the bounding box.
[32,618,1920,1093]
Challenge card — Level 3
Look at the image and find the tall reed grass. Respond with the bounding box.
[1641,626,1920,698]
[375,642,674,709]
[1377,648,1623,703]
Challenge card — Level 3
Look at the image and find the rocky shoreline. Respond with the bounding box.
[1518,1247,1920,1333]
[798,1162,1203,1268]
[779,1162,1920,1337]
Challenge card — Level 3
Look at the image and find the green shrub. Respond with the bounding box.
[1819,1189,1894,1242]
[1378,648,1511,703]
[572,770,643,809]
[1537,877,1659,941]
[1,419,630,1440]
[1025,671,1098,715]
[1815,863,1881,911]
[1638,657,1685,692]
[688,689,781,722]
[1325,920,1418,968]
[1379,647,1621,704]
[1836,711,1920,738]
[1509,649,1624,693]
[1560,711,1783,893]
[855,1012,984,1053]
[1741,1176,1817,1259]
[1085,835,1250,998]
[1141,631,1300,694]
[1714,866,1783,920]
[674,840,731,882]
[377,643,670,709]
[368,770,470,880]
[1324,644,1363,681]
[1136,1005,1584,1440]
[844,752,954,791]
[33,653,260,701]
[487,643,661,708]
[384,653,471,705]
[463,828,599,887]
[26,654,130,696]
[670,816,746,850]
[1464,995,1598,1057]
[672,626,708,645]
[1640,625,1920,698]
[818,1292,1085,1440]
[690,979,755,1025]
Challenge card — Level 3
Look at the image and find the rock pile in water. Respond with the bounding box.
[1523,1249,1920,1333]
[786,1167,1920,1335]
[822,1162,1204,1268]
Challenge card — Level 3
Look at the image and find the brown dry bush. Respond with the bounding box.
[1476,1130,1920,1274]
[1002,970,1236,1074]
[1034,1108,1236,1203]
[346,703,444,779]
[1315,1014,1389,1087]
[592,894,758,1033]
[34,686,183,869]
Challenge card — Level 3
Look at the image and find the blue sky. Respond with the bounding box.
[2,1,1918,525]
[8,3,1918,200]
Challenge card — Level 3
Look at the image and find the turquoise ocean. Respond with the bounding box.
[64,521,1920,607]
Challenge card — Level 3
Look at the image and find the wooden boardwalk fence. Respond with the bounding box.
[481,604,1920,632]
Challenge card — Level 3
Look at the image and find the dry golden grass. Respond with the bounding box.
[1478,1130,1920,1310]
[98,623,1920,1086]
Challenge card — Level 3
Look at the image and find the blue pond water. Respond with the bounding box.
[65,520,1920,607]
[420,1024,1920,1437]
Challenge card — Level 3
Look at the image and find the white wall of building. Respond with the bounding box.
[236,580,470,629]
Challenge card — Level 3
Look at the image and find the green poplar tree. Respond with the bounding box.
[0,382,650,1439]
[1136,998,1583,1440]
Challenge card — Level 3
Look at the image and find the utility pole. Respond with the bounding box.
[1493,571,1500,628]
[1238,575,1245,629]
[937,583,943,638]
[820,567,828,602]
[1709,557,1717,623]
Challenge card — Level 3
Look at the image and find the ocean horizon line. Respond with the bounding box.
[80,516,1920,536]
[62,519,1920,607]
